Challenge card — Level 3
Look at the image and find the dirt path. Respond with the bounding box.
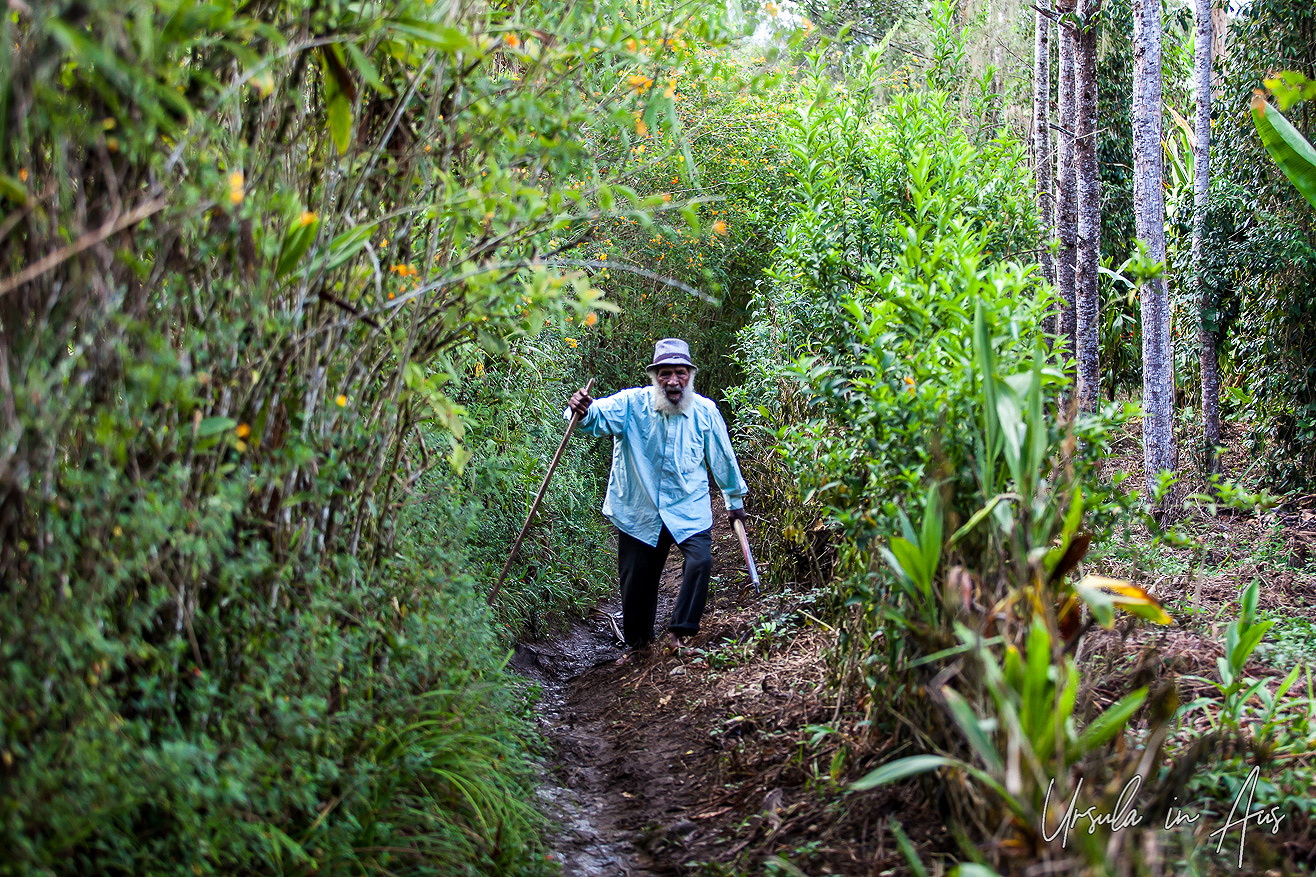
[512,509,942,876]
[512,514,746,876]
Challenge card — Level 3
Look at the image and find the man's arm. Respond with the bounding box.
[704,403,748,518]
[564,386,630,436]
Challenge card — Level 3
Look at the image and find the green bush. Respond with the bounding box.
[0,0,733,871]
[727,50,1043,586]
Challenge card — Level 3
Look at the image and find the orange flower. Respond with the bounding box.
[713,219,728,236]
[504,33,520,48]
[585,312,598,326]
[227,171,245,205]
[235,423,251,438]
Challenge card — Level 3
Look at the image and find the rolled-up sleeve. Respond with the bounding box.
[704,405,748,510]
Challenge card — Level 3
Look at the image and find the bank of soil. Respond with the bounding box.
[512,506,948,875]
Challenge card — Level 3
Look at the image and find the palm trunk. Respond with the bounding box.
[1056,0,1078,364]
[1133,0,1178,509]
[1034,9,1055,289]
[1074,0,1102,412]
[1194,0,1220,474]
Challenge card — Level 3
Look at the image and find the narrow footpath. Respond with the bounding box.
[511,507,942,876]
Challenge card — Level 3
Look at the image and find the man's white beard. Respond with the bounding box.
[650,373,696,415]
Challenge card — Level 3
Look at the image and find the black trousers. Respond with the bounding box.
[617,525,712,647]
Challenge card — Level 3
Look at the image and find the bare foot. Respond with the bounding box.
[668,632,691,654]
[614,647,646,666]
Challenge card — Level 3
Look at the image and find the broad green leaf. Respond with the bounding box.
[385,19,477,54]
[327,92,352,155]
[196,417,238,438]
[919,484,943,584]
[0,174,28,206]
[943,688,1004,774]
[1070,687,1148,758]
[1240,579,1260,623]
[276,211,320,279]
[1021,616,1052,744]
[948,493,1016,546]
[1252,96,1316,209]
[850,754,957,790]
[321,221,379,273]
[1230,620,1274,671]
[344,42,392,96]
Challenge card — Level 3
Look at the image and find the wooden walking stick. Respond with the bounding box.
[487,378,595,606]
[732,516,761,594]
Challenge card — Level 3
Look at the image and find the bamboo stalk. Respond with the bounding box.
[487,378,594,606]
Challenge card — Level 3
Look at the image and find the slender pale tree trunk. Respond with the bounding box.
[1074,0,1102,412]
[1034,9,1055,289]
[1133,0,1178,509]
[1056,0,1078,362]
[1194,0,1220,475]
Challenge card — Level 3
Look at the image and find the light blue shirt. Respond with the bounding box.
[567,387,748,546]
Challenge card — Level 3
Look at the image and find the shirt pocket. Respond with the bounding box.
[680,434,704,475]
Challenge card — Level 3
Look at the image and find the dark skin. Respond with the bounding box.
[567,366,748,529]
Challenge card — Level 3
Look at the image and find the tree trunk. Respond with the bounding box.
[1056,0,1078,364]
[1194,0,1220,474]
[1034,8,1055,289]
[1133,0,1178,508]
[1074,0,1102,412]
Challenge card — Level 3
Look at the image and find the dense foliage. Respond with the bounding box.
[5,0,1316,873]
[0,0,739,871]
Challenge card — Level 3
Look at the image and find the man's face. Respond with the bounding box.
[656,365,691,403]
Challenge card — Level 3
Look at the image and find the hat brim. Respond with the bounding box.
[647,358,696,371]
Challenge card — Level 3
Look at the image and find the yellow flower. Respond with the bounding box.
[235,423,251,438]
[765,1,779,16]
[227,171,244,205]
[713,219,728,236]
[598,253,608,261]
[625,38,638,52]
[626,74,654,93]
[335,394,348,407]
[298,211,317,226]
[635,117,649,137]
[585,312,598,327]
[565,337,579,348]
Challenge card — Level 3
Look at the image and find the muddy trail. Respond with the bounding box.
[511,508,945,876]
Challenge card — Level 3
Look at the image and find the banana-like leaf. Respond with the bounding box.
[1251,96,1316,209]
[1076,575,1174,626]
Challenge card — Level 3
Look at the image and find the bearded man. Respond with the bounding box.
[566,338,749,654]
